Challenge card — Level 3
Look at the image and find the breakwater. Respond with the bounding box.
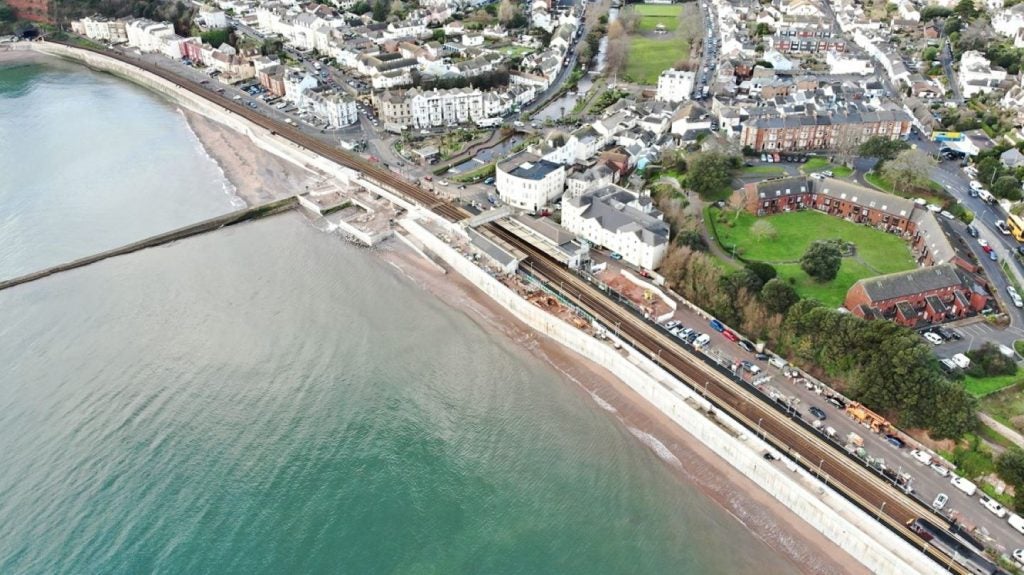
[0,197,296,292]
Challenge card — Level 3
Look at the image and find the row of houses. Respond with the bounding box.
[371,85,536,129]
[741,176,990,326]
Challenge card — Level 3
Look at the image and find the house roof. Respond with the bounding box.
[812,178,917,219]
[853,263,965,303]
[566,184,669,247]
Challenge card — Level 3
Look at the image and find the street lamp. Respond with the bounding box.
[877,501,887,520]
[757,417,763,439]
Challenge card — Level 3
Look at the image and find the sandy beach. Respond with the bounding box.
[3,43,868,572]
[182,109,315,206]
[377,239,868,575]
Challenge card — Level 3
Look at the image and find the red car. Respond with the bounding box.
[722,329,739,343]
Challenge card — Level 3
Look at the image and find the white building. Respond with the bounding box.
[495,151,566,212]
[959,50,1008,98]
[656,69,695,103]
[993,5,1024,46]
[826,50,873,76]
[284,71,319,106]
[71,17,129,44]
[125,19,179,55]
[561,184,670,270]
[409,87,484,128]
[306,91,358,127]
[198,7,228,29]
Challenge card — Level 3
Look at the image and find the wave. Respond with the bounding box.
[175,107,245,208]
[628,427,682,469]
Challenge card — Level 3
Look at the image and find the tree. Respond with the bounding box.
[746,261,777,284]
[761,278,800,314]
[685,152,734,199]
[372,0,390,21]
[977,156,1004,188]
[858,136,910,161]
[576,41,594,68]
[351,1,371,14]
[955,0,979,20]
[0,2,14,23]
[920,5,952,19]
[881,149,936,195]
[998,447,1024,487]
[754,23,773,36]
[800,241,841,282]
[922,46,939,63]
[992,175,1022,200]
[750,219,778,241]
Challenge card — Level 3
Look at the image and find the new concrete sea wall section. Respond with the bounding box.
[400,217,945,575]
[0,197,297,292]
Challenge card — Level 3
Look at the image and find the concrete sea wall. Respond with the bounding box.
[400,217,945,575]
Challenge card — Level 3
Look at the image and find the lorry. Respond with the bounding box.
[846,402,889,433]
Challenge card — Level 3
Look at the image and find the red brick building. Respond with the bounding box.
[257,64,287,98]
[740,110,912,152]
[8,0,50,23]
[844,264,988,326]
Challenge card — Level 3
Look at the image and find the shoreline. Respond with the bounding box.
[3,45,866,573]
[376,239,866,575]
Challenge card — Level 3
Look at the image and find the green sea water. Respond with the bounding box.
[0,59,803,574]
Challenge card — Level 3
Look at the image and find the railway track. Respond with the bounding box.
[64,42,976,573]
[485,223,973,575]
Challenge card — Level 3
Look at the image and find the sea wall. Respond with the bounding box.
[400,217,945,575]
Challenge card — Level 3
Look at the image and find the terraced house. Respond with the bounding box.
[740,109,911,152]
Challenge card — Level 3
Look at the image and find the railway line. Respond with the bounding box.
[62,41,987,574]
[485,222,981,575]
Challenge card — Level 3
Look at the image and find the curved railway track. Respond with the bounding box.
[64,42,974,574]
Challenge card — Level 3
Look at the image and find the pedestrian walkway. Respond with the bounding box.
[979,412,1024,450]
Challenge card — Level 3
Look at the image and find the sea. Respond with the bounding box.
[0,57,803,574]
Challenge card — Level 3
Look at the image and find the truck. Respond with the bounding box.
[846,402,889,433]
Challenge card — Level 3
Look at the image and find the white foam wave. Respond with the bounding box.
[589,391,618,414]
[176,108,245,208]
[628,427,682,469]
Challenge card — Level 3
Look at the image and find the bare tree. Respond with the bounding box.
[881,149,936,196]
[498,0,517,25]
[751,219,778,241]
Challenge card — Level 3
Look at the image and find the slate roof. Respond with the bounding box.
[566,185,669,247]
[854,264,965,303]
[812,178,917,219]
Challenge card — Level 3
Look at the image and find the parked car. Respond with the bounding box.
[694,333,711,347]
[910,449,933,465]
[990,250,999,261]
[754,353,769,361]
[885,434,905,448]
[979,238,992,253]
[809,406,827,420]
[931,463,950,477]
[738,340,755,352]
[722,329,739,343]
[980,494,1009,518]
[932,493,949,511]
[966,225,979,238]
[1014,548,1024,565]
[923,332,944,345]
[663,320,681,330]
[709,319,725,332]
[610,252,622,260]
[951,475,978,496]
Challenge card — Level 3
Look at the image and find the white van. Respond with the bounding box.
[768,355,788,369]
[1008,513,1024,535]
[951,475,977,496]
[980,494,1008,518]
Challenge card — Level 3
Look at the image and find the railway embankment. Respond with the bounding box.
[399,216,945,575]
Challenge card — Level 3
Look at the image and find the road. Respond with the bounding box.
[941,40,964,104]
[68,40,1006,574]
[693,0,718,99]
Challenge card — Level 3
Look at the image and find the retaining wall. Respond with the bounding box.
[400,217,945,575]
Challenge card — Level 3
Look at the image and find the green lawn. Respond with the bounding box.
[499,45,535,58]
[981,384,1024,428]
[709,209,917,306]
[634,3,682,32]
[625,4,691,84]
[742,165,786,176]
[865,172,947,199]
[800,156,853,178]
[965,370,1024,397]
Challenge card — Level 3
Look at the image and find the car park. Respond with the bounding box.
[932,493,949,510]
[980,494,1008,518]
[663,320,681,330]
[809,406,826,420]
[694,333,711,347]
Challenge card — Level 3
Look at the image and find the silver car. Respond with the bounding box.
[932,493,948,511]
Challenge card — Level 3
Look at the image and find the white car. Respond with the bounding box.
[980,494,1009,518]
[923,332,944,345]
[1009,285,1020,298]
[979,238,989,249]
[910,449,933,465]
[1014,548,1024,565]
[926,204,942,213]
[997,220,1012,235]
[933,493,948,510]
[931,463,950,477]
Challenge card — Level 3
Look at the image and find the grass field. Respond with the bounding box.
[634,3,682,31]
[981,385,1024,428]
[742,165,786,176]
[801,157,853,178]
[965,370,1024,398]
[709,209,917,306]
[865,172,946,199]
[625,4,691,85]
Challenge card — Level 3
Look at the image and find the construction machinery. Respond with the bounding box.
[846,402,890,433]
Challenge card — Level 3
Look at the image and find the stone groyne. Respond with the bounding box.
[0,197,297,292]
